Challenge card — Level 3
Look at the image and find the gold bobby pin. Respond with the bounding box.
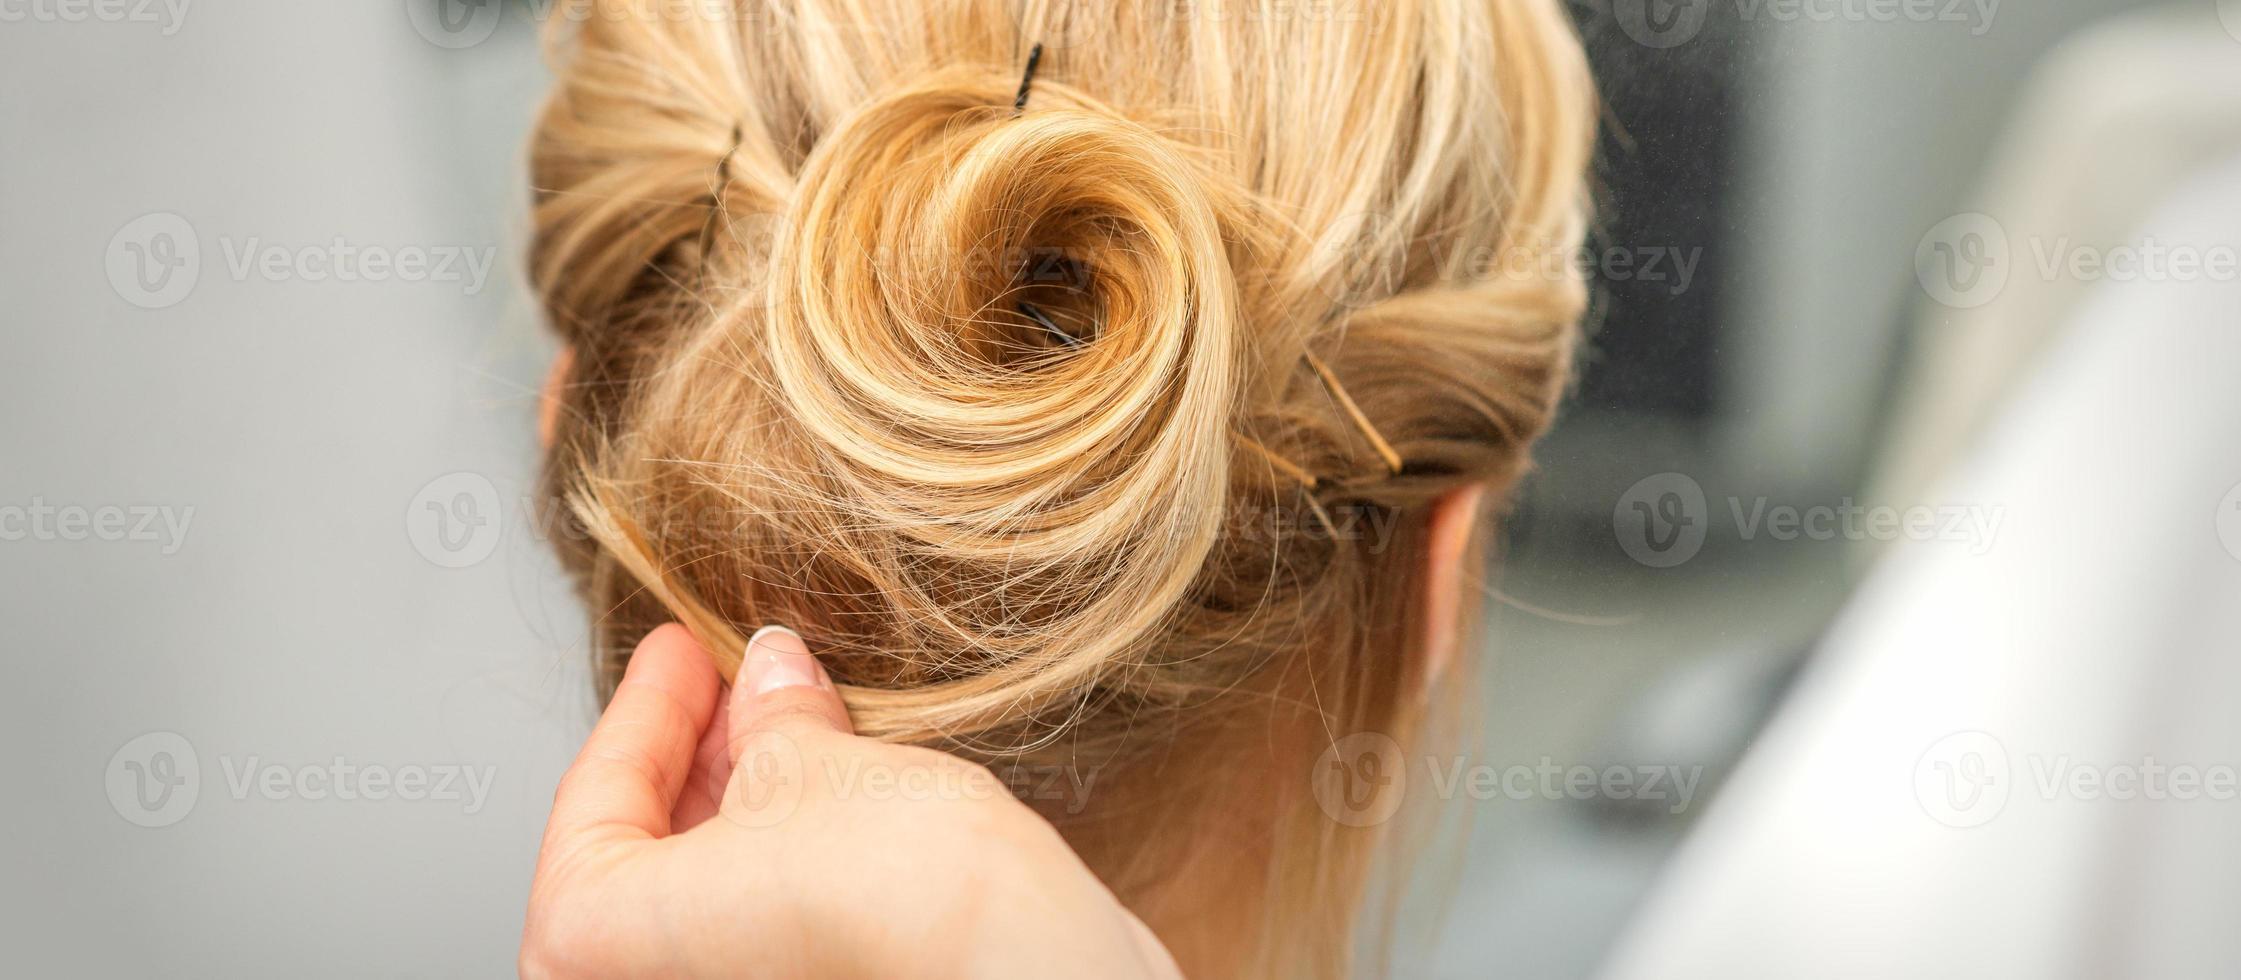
[1302,350,1404,475]
[1236,432,1320,490]
[1234,431,1338,538]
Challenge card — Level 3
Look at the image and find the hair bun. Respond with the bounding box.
[745,70,1251,734]
[536,1,1601,764]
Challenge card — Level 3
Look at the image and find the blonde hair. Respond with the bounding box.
[531,1,1594,973]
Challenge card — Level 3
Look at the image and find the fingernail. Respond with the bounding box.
[741,624,825,696]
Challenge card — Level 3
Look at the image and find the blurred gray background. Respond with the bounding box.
[4,1,2236,977]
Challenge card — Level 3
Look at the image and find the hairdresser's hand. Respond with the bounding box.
[521,624,1181,980]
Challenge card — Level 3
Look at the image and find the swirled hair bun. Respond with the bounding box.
[531,2,1594,974]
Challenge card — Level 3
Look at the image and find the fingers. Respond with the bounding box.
[667,685,732,832]
[545,623,722,847]
[726,625,853,766]
[721,623,851,820]
[1123,911,1186,980]
[712,626,852,830]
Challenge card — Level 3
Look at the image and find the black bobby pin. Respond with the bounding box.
[1017,301,1083,347]
[697,123,746,279]
[1012,42,1045,114]
[1010,46,1095,351]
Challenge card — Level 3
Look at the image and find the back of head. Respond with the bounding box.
[530,1,1594,973]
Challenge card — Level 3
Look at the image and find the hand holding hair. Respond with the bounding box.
[521,623,1183,980]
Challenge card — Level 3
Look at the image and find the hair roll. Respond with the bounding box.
[530,2,1597,974]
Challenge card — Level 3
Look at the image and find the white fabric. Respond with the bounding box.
[1600,151,2241,979]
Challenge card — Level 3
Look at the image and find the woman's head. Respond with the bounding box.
[531,0,1593,972]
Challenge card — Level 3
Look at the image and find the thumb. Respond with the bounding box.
[727,624,854,769]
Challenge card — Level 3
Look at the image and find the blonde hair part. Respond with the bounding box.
[531,1,1595,974]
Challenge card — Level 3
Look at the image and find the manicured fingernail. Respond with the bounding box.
[741,624,824,696]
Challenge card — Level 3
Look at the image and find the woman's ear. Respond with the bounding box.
[539,346,575,450]
[1419,484,1488,696]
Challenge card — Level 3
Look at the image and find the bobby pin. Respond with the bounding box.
[1017,301,1083,347]
[1013,42,1045,114]
[1236,433,1319,490]
[1236,431,1339,537]
[696,122,745,279]
[1303,351,1404,475]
